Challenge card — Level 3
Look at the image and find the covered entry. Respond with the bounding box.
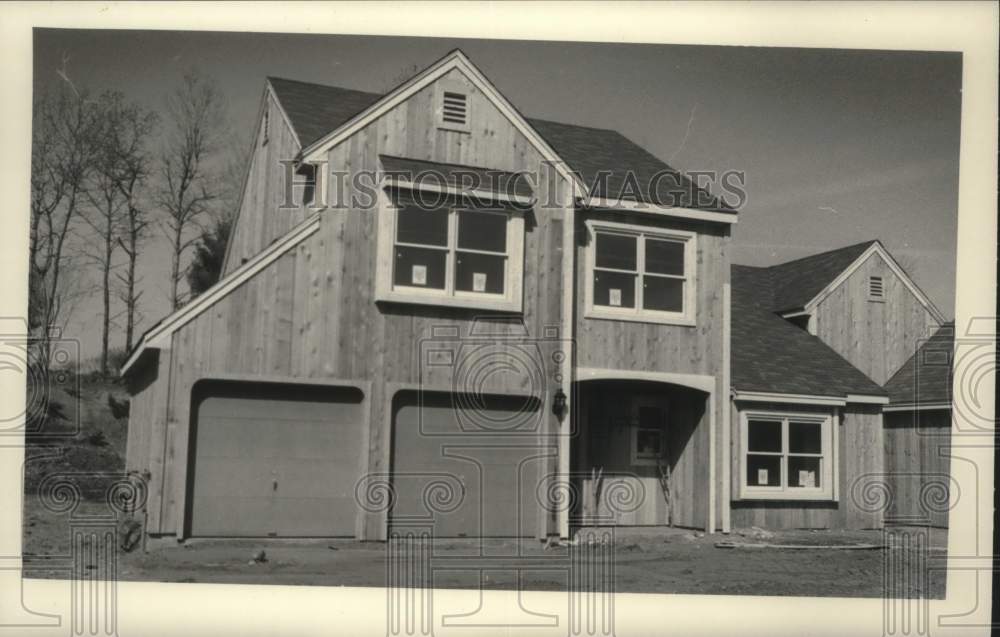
[390,391,549,537]
[572,379,710,529]
[187,381,366,537]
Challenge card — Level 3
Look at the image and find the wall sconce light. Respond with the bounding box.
[552,388,567,419]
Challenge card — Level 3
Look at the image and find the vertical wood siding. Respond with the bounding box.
[223,90,309,277]
[813,253,940,385]
[574,210,730,529]
[884,410,951,527]
[730,402,885,529]
[131,69,730,538]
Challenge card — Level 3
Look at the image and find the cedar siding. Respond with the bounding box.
[813,251,941,385]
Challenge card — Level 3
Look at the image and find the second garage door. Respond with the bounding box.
[391,391,548,538]
[188,382,365,537]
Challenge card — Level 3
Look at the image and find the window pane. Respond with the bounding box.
[396,205,449,246]
[595,233,637,271]
[394,246,446,289]
[594,270,636,308]
[455,251,505,294]
[635,428,662,458]
[747,420,782,452]
[789,421,823,454]
[646,238,685,276]
[457,210,507,253]
[643,276,683,312]
[788,456,821,488]
[746,454,781,487]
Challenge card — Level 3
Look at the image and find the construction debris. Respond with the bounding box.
[734,526,774,540]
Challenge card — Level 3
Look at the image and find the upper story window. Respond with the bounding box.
[738,410,835,501]
[376,192,525,312]
[868,275,884,301]
[584,220,696,326]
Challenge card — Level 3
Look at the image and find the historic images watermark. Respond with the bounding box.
[353,318,626,636]
[1,317,81,440]
[278,159,748,213]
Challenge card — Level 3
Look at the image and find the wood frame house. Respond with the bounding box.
[122,50,951,543]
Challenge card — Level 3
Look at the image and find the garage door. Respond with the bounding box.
[391,392,548,537]
[188,382,365,537]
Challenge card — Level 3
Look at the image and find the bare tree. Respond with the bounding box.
[157,70,225,310]
[29,85,100,367]
[111,100,158,354]
[81,92,158,374]
[81,92,127,377]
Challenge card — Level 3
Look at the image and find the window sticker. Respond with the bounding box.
[799,470,815,488]
[472,272,487,292]
[411,264,427,286]
[609,288,622,306]
[757,468,768,485]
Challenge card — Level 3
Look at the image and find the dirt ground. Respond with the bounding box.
[22,496,946,598]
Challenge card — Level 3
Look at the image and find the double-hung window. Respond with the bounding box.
[585,221,696,325]
[376,193,525,312]
[739,411,835,500]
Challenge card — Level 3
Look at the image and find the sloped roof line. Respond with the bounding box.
[884,321,955,406]
[266,49,732,213]
[729,264,888,399]
[744,239,945,323]
[120,213,322,377]
[294,49,587,197]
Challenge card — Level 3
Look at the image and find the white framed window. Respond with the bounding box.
[630,400,667,466]
[738,410,836,501]
[584,220,697,326]
[375,191,524,312]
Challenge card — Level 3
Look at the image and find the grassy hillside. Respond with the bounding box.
[23,372,129,500]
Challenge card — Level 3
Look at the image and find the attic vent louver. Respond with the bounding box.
[442,91,468,126]
[868,275,884,300]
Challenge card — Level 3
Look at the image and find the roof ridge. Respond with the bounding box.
[764,239,879,270]
[525,116,619,135]
[267,75,383,97]
[267,75,636,146]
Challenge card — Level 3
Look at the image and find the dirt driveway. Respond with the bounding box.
[23,497,946,598]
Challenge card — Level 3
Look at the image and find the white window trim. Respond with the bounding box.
[375,188,524,312]
[584,220,697,326]
[630,398,668,467]
[738,409,836,501]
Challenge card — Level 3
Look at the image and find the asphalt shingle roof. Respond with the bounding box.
[268,77,382,148]
[266,76,732,212]
[884,322,954,405]
[766,240,877,313]
[731,265,886,397]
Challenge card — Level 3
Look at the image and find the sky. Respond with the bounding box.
[31,29,962,362]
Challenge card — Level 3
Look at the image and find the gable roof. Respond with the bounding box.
[524,118,731,212]
[266,51,732,213]
[730,265,887,398]
[764,240,946,323]
[267,77,381,148]
[766,240,878,313]
[884,322,954,406]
